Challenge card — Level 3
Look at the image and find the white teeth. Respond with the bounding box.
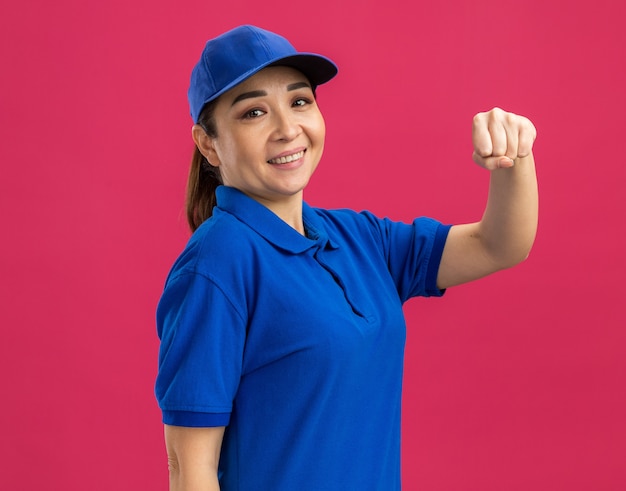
[268,150,304,164]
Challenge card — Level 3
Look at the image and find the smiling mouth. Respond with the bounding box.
[267,150,305,164]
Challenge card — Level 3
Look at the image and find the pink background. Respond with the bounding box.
[1,0,625,489]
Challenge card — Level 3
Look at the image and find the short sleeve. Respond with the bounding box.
[155,271,247,427]
[371,214,451,302]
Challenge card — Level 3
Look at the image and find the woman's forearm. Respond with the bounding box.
[478,152,539,269]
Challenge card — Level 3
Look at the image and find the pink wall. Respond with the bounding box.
[1,0,624,489]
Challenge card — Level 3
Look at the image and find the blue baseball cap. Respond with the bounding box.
[188,25,338,123]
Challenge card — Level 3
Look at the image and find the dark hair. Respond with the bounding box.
[185,101,222,232]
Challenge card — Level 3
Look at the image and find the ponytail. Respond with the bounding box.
[185,101,221,232]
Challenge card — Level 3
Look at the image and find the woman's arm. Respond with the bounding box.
[164,425,225,491]
[437,108,538,289]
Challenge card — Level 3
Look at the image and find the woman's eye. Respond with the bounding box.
[293,98,310,107]
[244,109,265,119]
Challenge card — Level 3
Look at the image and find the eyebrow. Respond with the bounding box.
[287,81,311,91]
[230,81,312,106]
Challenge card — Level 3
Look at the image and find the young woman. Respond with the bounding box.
[155,25,538,491]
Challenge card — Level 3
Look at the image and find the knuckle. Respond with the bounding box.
[472,112,485,127]
[505,111,518,125]
[475,145,492,157]
[491,107,505,119]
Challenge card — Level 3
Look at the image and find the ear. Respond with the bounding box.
[192,124,221,167]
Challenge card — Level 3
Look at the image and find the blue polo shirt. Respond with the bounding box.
[156,186,450,490]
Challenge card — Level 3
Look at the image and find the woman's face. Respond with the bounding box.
[200,66,326,211]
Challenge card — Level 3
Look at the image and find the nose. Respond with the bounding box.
[271,107,301,141]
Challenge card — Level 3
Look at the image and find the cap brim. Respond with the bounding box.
[267,53,338,87]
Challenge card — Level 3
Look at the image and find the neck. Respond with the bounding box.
[256,193,305,235]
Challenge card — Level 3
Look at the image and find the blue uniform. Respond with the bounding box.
[156,186,451,490]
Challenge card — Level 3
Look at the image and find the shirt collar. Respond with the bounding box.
[215,186,338,254]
